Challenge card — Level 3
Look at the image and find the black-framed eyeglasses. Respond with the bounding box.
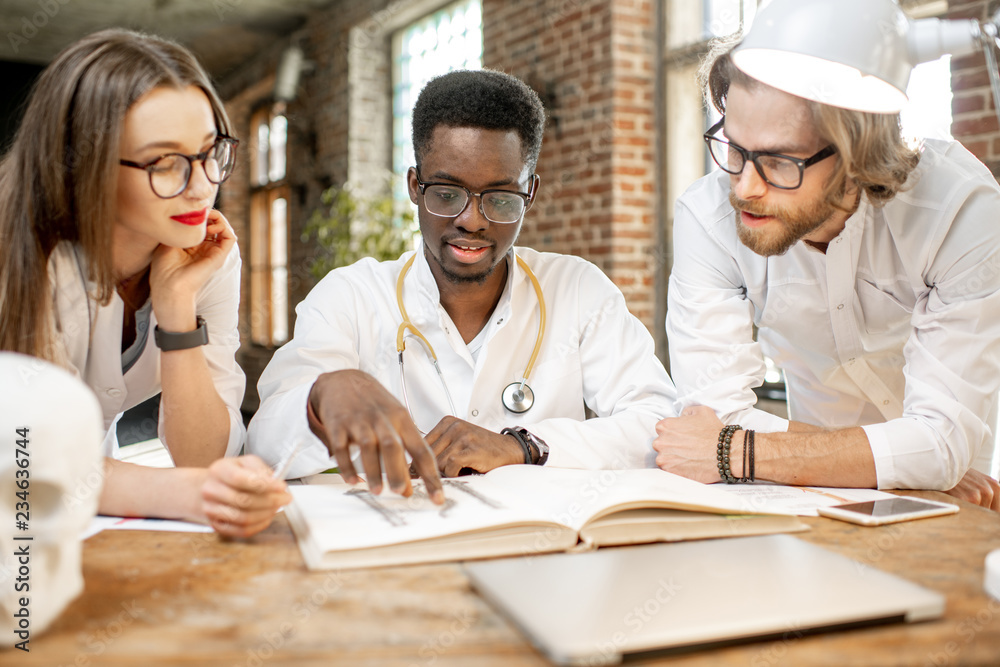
[704,118,836,190]
[414,169,533,224]
[119,135,240,199]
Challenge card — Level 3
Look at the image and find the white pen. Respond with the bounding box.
[272,439,305,480]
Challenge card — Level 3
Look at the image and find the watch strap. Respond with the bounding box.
[154,316,209,351]
[528,430,549,466]
[501,427,549,466]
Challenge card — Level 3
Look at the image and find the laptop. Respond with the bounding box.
[464,534,943,665]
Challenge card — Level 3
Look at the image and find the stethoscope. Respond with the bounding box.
[395,252,547,419]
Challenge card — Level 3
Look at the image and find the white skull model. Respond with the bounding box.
[0,352,104,648]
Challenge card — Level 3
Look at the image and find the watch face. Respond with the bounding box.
[524,431,548,465]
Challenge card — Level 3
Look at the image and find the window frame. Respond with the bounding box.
[248,104,291,348]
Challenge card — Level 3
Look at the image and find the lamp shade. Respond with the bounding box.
[732,0,978,113]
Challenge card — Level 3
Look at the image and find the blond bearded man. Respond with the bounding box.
[655,40,1000,510]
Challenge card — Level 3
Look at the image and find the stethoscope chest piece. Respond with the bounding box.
[502,381,534,413]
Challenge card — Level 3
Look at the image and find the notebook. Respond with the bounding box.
[464,534,944,665]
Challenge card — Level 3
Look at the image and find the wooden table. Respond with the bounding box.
[23,491,1000,666]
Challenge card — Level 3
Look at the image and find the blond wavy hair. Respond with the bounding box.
[699,37,919,209]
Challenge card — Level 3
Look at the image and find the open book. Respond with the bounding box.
[285,466,808,570]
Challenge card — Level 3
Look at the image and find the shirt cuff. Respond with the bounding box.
[249,382,332,479]
[862,422,897,489]
[306,390,323,434]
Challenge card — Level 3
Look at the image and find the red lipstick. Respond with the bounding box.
[170,208,208,226]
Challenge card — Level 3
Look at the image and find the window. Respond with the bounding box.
[699,1,760,173]
[249,107,289,346]
[391,0,482,203]
[900,0,954,142]
[703,0,757,39]
[901,56,953,142]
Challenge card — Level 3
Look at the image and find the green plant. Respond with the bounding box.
[302,184,416,280]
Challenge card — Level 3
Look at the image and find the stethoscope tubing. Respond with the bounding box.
[395,251,546,417]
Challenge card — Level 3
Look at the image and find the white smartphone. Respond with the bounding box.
[817,497,959,526]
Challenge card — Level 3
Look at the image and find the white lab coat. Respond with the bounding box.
[46,241,246,459]
[668,139,1000,489]
[248,244,677,478]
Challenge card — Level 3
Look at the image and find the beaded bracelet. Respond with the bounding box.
[716,424,739,484]
[717,425,756,484]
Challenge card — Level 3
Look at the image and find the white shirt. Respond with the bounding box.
[248,244,677,478]
[47,242,246,458]
[667,140,1000,490]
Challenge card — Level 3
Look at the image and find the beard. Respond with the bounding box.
[424,240,504,285]
[729,192,837,256]
[437,260,497,285]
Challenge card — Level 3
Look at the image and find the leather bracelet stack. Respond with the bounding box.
[501,427,549,465]
[506,428,534,464]
[717,424,755,484]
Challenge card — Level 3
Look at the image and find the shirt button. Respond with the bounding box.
[497,318,504,325]
[471,409,479,417]
[837,304,844,310]
[108,389,122,398]
[847,358,855,364]
[882,400,890,406]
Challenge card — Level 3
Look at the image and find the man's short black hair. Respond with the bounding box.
[412,69,546,172]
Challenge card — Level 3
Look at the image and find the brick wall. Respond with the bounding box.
[948,0,1000,177]
[216,76,273,402]
[218,0,660,325]
[218,0,661,410]
[484,0,658,325]
[218,0,402,411]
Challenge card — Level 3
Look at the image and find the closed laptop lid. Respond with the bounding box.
[464,535,944,666]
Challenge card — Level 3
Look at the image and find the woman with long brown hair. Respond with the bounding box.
[0,29,289,536]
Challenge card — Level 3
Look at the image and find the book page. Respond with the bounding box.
[290,476,562,554]
[82,515,213,539]
[480,466,770,530]
[709,483,896,516]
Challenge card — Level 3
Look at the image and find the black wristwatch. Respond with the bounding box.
[154,316,209,351]
[501,427,549,466]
